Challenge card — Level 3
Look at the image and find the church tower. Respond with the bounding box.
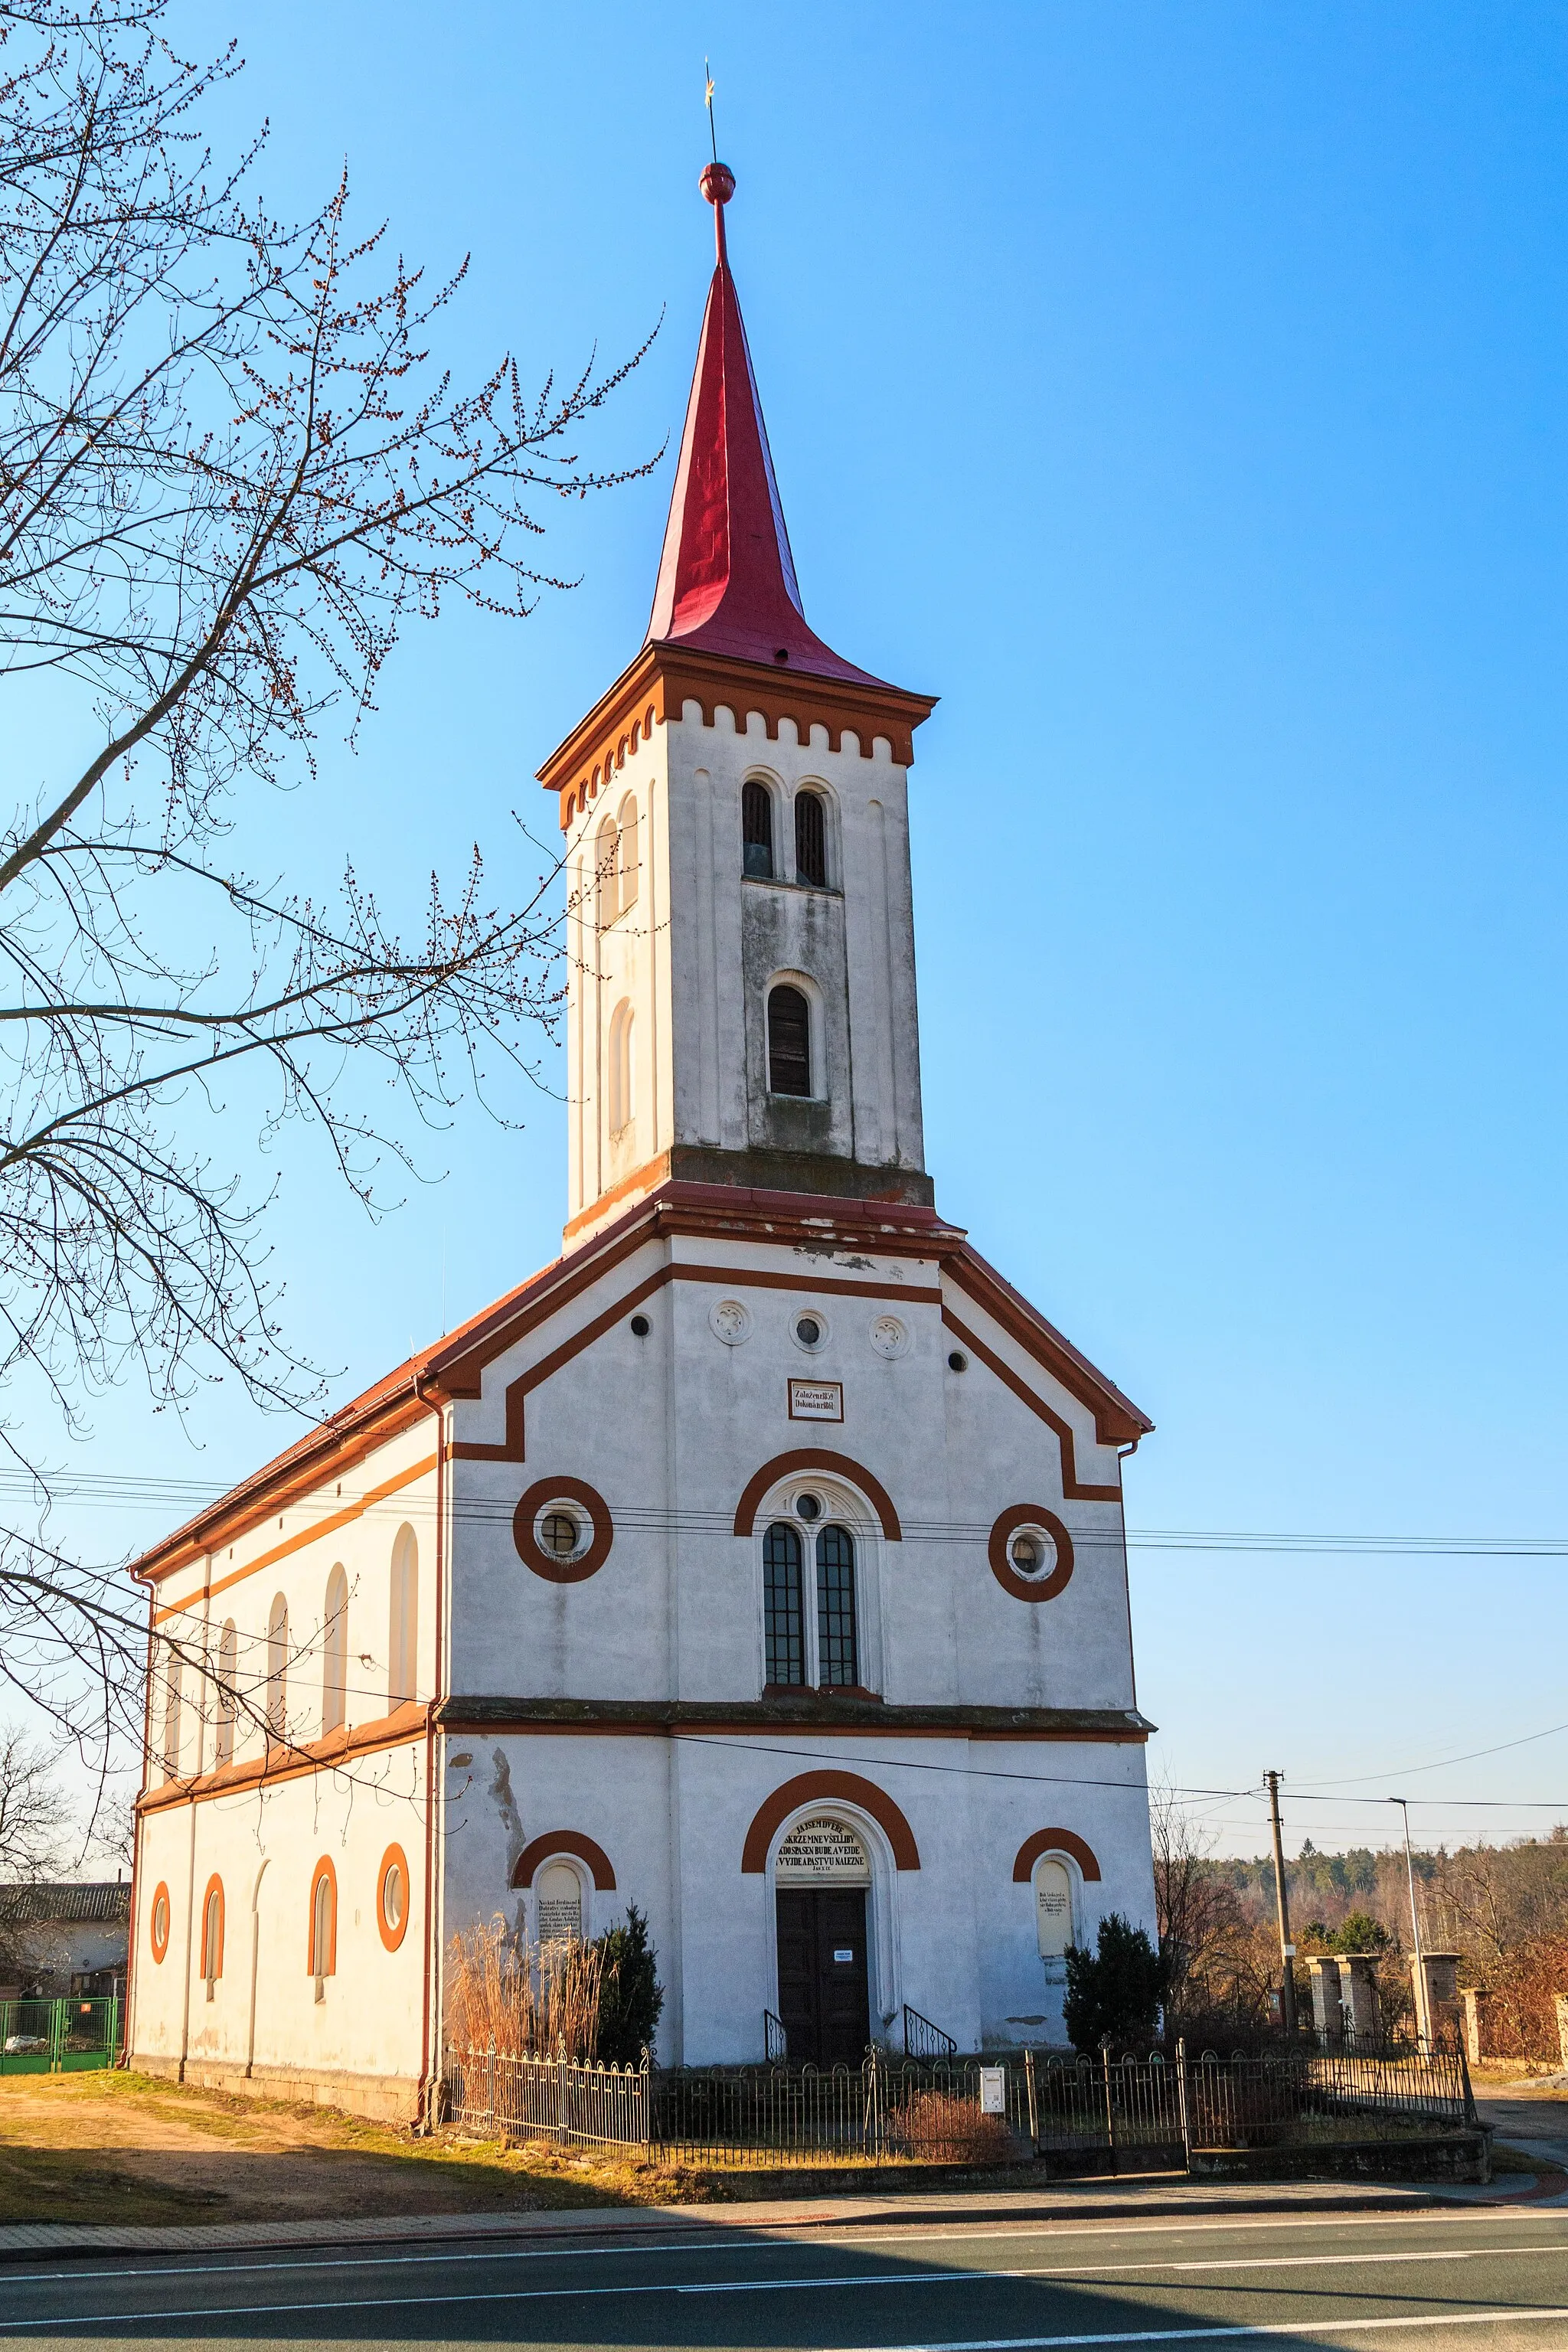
[544,163,938,1241]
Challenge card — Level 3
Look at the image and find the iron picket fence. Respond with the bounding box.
[442,2039,1475,2172]
[444,2043,649,2151]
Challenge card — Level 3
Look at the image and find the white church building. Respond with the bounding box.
[126,162,1158,2122]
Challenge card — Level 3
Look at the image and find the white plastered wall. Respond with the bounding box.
[128,1417,441,2120]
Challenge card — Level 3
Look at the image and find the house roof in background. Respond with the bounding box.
[0,1883,130,1926]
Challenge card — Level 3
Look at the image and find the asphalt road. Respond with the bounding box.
[0,2206,1563,2350]
[1479,2091,1568,2173]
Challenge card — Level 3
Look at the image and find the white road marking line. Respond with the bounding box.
[677,2248,1566,2290]
[826,2320,1568,2349]
[3,2247,1568,2331]
[3,2210,1560,2285]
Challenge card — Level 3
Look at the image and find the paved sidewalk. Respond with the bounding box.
[0,2174,1510,2262]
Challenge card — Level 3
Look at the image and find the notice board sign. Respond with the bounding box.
[788,1378,844,1422]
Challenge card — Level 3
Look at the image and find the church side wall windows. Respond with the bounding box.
[742,779,774,878]
[160,1651,181,1781]
[265,1593,289,1740]
[323,1564,349,1734]
[608,999,635,1135]
[214,1619,237,1767]
[767,983,812,1096]
[763,1523,805,1687]
[389,1526,418,1708]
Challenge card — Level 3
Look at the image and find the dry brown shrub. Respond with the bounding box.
[892,2090,1013,2165]
[446,1918,604,2059]
[1477,1932,1568,2061]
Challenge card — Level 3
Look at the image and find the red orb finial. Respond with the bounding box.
[700,160,735,207]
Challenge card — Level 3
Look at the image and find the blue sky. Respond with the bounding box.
[24,2,1568,1857]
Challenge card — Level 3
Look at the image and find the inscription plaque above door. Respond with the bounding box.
[775,1817,871,1884]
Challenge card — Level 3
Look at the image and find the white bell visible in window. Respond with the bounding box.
[536,1861,583,1943]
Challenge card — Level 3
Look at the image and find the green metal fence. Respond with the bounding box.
[0,1997,119,2073]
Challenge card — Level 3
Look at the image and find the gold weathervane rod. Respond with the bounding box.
[704,57,718,163]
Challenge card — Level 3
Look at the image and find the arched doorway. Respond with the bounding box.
[773,1816,871,2066]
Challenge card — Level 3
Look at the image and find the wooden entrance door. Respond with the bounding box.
[776,1888,871,2068]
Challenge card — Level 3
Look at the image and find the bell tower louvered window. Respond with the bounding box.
[766,985,812,1096]
[742,780,774,878]
[795,789,827,887]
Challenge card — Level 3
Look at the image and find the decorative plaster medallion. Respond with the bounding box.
[867,1314,910,1360]
[709,1297,753,1345]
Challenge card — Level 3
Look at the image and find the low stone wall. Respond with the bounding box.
[1189,2132,1491,2185]
[129,2052,421,2125]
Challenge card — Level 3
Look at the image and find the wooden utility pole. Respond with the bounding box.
[1265,1771,1298,2036]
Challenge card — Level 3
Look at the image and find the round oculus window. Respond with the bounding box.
[988,1505,1075,1602]
[792,1308,828,1351]
[512,1477,614,1583]
[1008,1527,1057,1580]
[795,1491,823,1523]
[377,1841,410,1950]
[149,1882,171,1963]
[538,1508,584,1562]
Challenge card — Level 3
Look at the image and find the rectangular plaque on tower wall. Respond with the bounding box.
[788,1378,844,1422]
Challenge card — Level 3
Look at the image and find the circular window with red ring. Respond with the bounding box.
[512,1477,614,1583]
[988,1505,1074,1602]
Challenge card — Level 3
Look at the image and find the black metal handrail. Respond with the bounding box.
[763,2008,788,2063]
[903,2004,957,2059]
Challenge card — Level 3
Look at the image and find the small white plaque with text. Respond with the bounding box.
[788,1378,844,1422]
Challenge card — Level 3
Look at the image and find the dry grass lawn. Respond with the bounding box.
[0,2072,719,2226]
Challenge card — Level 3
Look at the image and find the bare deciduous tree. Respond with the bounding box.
[0,1723,74,1878]
[0,0,652,1785]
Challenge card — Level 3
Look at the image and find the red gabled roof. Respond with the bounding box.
[645,162,895,691]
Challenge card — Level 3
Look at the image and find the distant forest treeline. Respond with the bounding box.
[1155,1806,1568,2058]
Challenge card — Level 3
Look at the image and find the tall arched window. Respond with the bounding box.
[388,1527,418,1707]
[742,780,774,878]
[815,1525,859,1688]
[160,1650,181,1781]
[322,1566,348,1735]
[608,999,634,1135]
[596,816,620,927]
[201,1875,224,2001]
[309,1857,337,2000]
[763,1523,805,1687]
[265,1594,289,1740]
[766,985,812,1097]
[214,1619,237,1767]
[795,789,828,888]
[616,795,639,910]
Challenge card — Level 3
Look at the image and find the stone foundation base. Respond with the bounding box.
[130,2053,421,2126]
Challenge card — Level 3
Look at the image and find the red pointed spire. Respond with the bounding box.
[645,164,887,686]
